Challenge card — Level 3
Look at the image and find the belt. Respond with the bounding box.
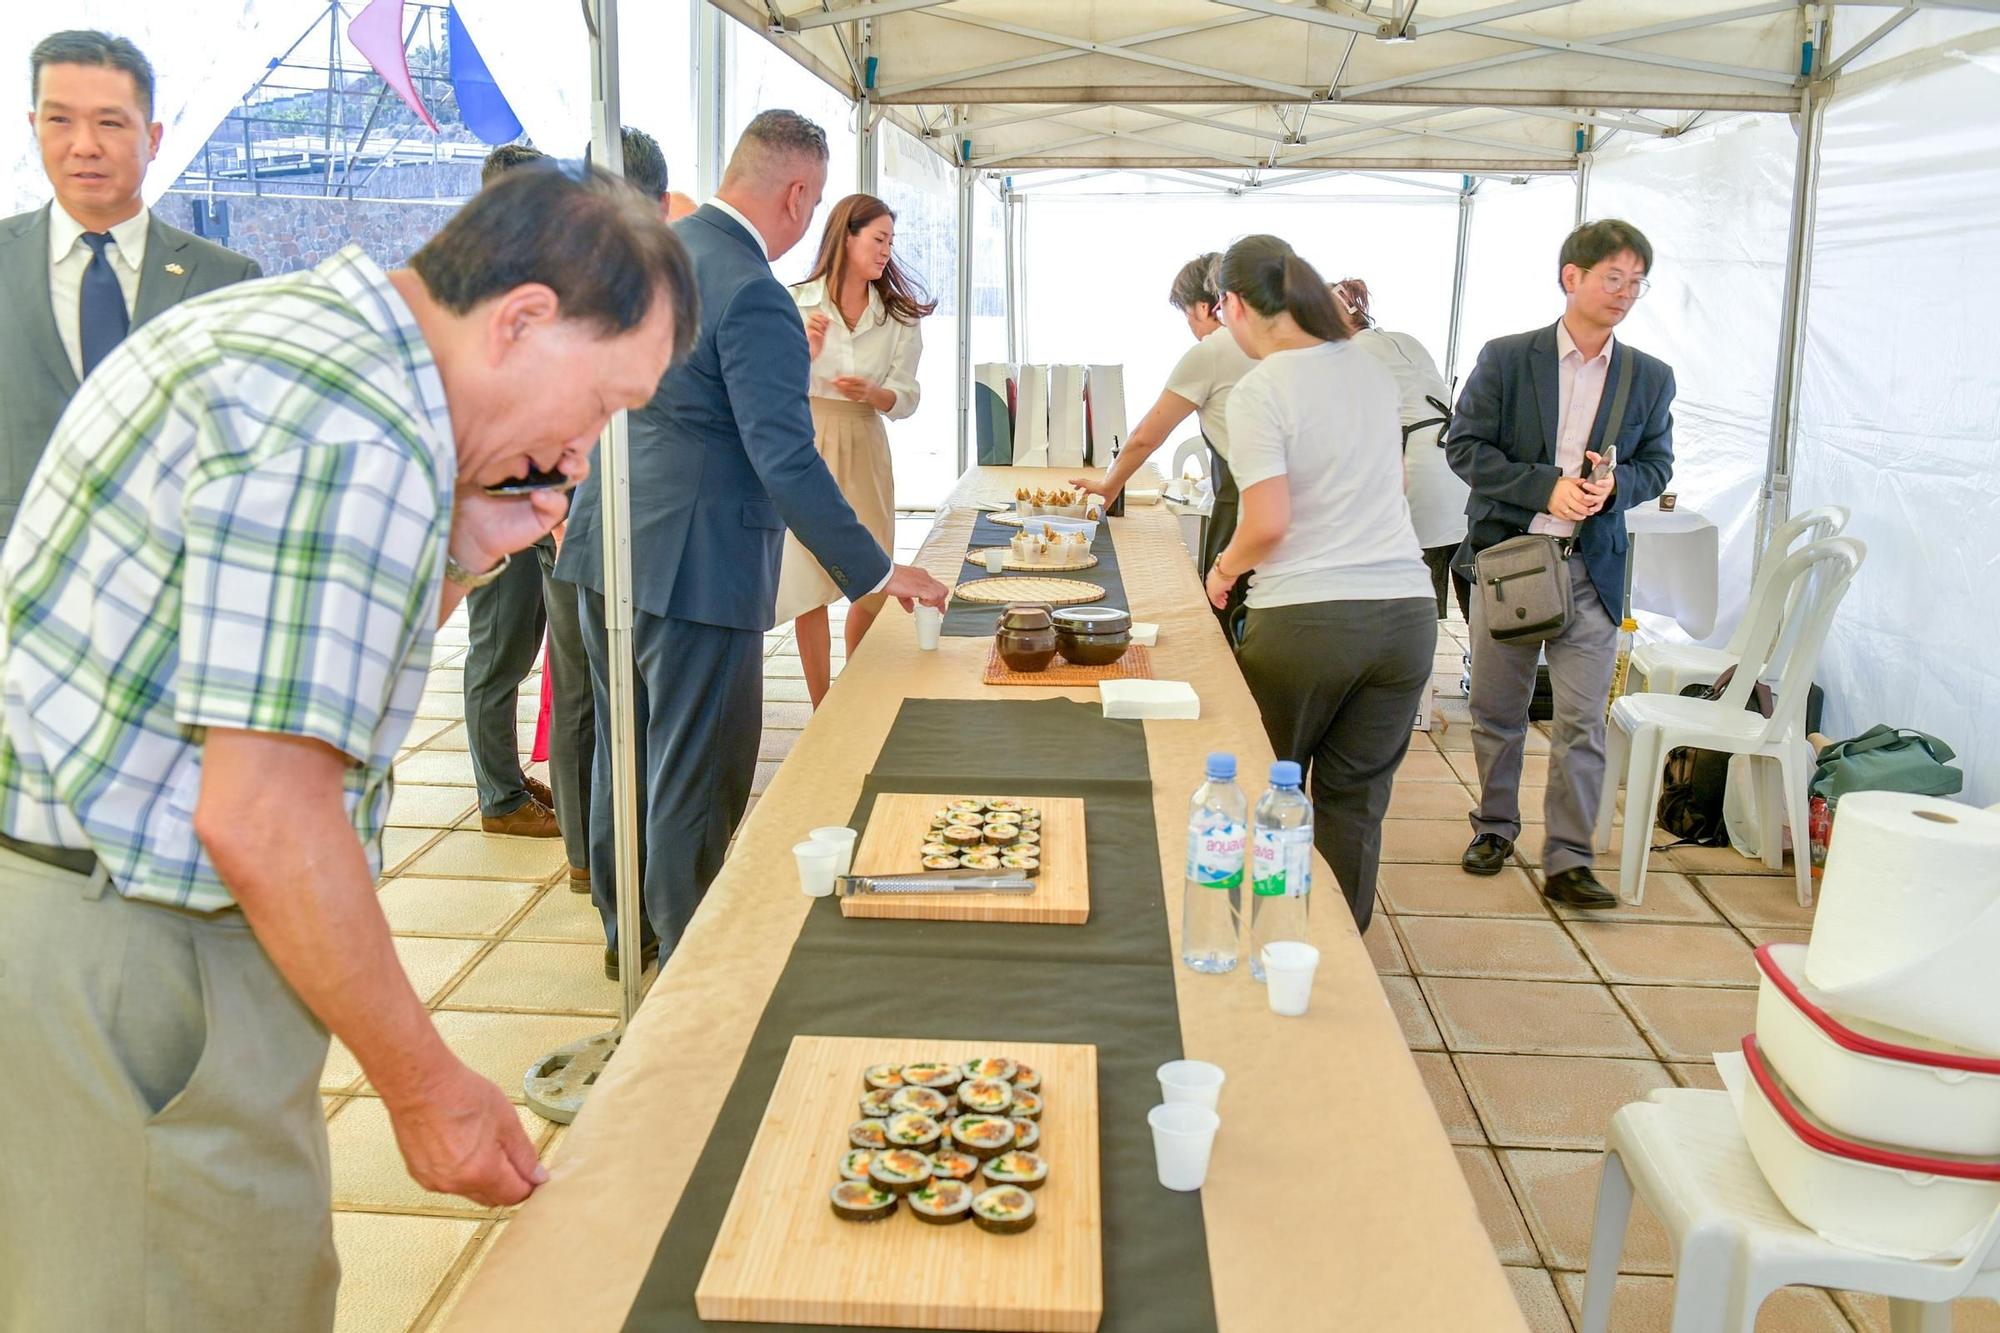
[0,831,101,877]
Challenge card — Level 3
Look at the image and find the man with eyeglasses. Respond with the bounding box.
[1445,219,1676,909]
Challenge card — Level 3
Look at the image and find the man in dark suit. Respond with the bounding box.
[1446,219,1675,909]
[0,30,260,536]
[556,110,948,975]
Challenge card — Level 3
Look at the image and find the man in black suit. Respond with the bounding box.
[0,30,259,536]
[556,111,948,976]
[1446,220,1676,909]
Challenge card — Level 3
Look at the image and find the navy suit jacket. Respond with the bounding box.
[556,206,891,630]
[1446,321,1676,618]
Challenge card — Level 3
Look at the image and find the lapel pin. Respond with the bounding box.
[165,262,185,276]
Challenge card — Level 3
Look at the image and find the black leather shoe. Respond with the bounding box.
[1543,867,1618,909]
[1460,833,1514,876]
[603,940,660,981]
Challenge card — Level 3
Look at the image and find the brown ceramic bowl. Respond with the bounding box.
[1053,606,1132,666]
[996,603,1059,673]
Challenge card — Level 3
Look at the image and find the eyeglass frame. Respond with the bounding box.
[1584,264,1651,299]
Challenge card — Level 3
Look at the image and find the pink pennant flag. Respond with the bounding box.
[348,0,439,133]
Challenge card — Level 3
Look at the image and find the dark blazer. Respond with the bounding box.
[1446,321,1676,617]
[0,205,261,533]
[557,205,891,631]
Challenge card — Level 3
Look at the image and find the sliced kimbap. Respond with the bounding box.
[859,1088,897,1118]
[998,852,1040,877]
[961,1057,1019,1083]
[941,825,983,849]
[982,822,1021,845]
[900,1061,961,1091]
[948,799,983,813]
[838,1148,877,1181]
[958,1077,1015,1115]
[889,1086,950,1118]
[950,1115,1017,1160]
[1011,829,1042,846]
[863,1064,906,1091]
[831,1180,897,1222]
[1010,1089,1043,1121]
[1011,1063,1041,1092]
[981,1150,1049,1191]
[867,1147,934,1195]
[984,798,1022,814]
[886,1111,943,1150]
[1009,1117,1040,1151]
[908,1178,974,1225]
[921,854,961,870]
[971,1185,1037,1235]
[959,852,1002,871]
[928,1148,981,1182]
[920,841,955,859]
[849,1118,890,1150]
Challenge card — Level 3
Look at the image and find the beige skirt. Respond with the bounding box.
[774,396,897,623]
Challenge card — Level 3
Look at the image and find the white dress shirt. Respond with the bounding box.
[705,197,771,260]
[1530,318,1614,538]
[790,278,922,421]
[48,202,149,380]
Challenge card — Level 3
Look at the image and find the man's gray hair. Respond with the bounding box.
[723,109,829,185]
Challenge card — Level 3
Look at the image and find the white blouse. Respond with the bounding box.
[790,278,924,422]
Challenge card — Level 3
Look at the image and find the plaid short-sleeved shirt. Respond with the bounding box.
[0,246,455,911]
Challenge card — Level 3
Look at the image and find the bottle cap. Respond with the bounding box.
[1205,752,1236,781]
[1271,760,1302,787]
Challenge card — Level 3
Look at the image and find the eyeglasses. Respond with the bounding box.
[1592,268,1651,298]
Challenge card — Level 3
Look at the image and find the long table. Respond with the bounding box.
[447,467,1524,1332]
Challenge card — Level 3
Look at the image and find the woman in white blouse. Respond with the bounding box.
[777,194,934,707]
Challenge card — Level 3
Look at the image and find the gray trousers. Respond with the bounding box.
[462,535,595,870]
[0,850,335,1332]
[1468,554,1618,876]
[1236,597,1438,933]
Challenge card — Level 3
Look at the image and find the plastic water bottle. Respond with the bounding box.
[1182,752,1247,974]
[1249,760,1313,982]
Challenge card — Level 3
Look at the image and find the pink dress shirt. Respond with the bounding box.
[1530,319,1614,538]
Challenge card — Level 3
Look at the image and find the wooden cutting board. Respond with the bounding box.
[695,1035,1103,1332]
[841,793,1089,925]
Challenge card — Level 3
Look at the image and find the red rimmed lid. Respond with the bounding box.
[1755,944,2000,1077]
[1740,1036,2000,1181]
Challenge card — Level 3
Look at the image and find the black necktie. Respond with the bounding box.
[78,231,130,377]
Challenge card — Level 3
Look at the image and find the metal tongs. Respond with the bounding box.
[837,868,1036,896]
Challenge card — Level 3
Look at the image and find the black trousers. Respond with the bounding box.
[1422,544,1473,623]
[1198,445,1248,644]
[575,587,763,960]
[1235,597,1438,933]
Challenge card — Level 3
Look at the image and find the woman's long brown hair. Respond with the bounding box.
[800,193,938,327]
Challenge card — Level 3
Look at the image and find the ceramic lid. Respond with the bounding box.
[998,602,1054,631]
[1051,606,1131,635]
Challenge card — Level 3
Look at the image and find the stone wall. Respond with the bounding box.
[155,188,466,276]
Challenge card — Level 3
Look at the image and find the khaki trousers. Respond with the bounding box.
[0,849,336,1332]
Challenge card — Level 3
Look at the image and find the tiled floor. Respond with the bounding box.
[329,527,2000,1332]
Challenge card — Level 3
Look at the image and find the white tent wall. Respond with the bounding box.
[1449,174,1576,385]
[1789,31,2000,806]
[1585,113,1795,651]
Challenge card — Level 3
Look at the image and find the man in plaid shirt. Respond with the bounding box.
[0,163,693,1330]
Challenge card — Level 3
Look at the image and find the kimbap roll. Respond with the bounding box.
[958,1078,1015,1115]
[959,852,1002,871]
[888,1086,950,1118]
[900,1061,961,1092]
[984,798,1021,814]
[998,853,1040,877]
[867,1147,933,1195]
[981,1150,1049,1191]
[948,799,983,813]
[838,1149,877,1181]
[1011,829,1042,846]
[950,1115,1017,1160]
[1009,1117,1040,1151]
[921,855,961,870]
[1010,1089,1043,1121]
[961,1057,1019,1084]
[928,1149,980,1182]
[849,1119,890,1150]
[831,1180,897,1222]
[863,1064,906,1091]
[859,1088,897,1118]
[941,825,983,849]
[971,1185,1037,1235]
[886,1112,943,1150]
[982,822,1021,845]
[919,841,955,859]
[908,1178,974,1225]
[1012,1064,1041,1092]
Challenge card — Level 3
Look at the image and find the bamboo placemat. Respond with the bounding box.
[982,643,1154,686]
[966,547,1100,574]
[953,576,1106,607]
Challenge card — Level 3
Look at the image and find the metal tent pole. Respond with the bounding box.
[695,0,728,199]
[1003,187,1018,364]
[856,21,878,194]
[1574,126,1593,224]
[1443,176,1475,386]
[526,0,646,1122]
[1755,75,1829,572]
[955,114,975,477]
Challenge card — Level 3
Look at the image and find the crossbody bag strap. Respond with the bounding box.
[1590,345,1637,465]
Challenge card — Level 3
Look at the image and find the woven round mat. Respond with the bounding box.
[965,547,1100,574]
[987,510,1102,528]
[952,576,1108,606]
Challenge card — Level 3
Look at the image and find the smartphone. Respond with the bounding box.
[1588,446,1617,484]
[484,466,577,497]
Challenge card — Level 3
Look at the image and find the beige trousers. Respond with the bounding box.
[0,849,336,1332]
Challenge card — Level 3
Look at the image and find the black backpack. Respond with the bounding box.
[1655,668,1773,848]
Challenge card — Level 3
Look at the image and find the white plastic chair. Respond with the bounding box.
[1583,1089,2000,1333]
[1633,506,1849,698]
[1166,436,1209,564]
[1596,537,1864,907]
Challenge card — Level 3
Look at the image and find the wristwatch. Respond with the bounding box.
[444,551,511,590]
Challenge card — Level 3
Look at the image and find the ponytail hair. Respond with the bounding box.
[1218,235,1359,343]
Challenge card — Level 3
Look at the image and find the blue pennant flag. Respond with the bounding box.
[447,4,523,145]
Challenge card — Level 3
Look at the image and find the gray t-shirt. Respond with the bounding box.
[1164,327,1257,464]
[1224,341,1434,610]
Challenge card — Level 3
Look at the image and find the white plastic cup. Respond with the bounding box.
[1156,1059,1225,1110]
[1148,1103,1220,1191]
[794,839,841,897]
[914,604,943,650]
[808,826,857,877]
[1261,942,1321,1017]
[983,548,1007,574]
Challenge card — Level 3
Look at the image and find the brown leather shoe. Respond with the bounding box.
[569,864,590,895]
[523,776,554,810]
[481,797,561,838]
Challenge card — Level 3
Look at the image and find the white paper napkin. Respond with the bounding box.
[1130,623,1160,647]
[1100,679,1199,720]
